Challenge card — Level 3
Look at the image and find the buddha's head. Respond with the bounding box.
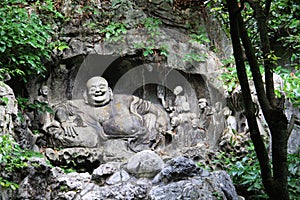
[84,76,112,107]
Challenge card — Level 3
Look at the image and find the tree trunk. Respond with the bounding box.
[225,1,290,199]
[268,110,289,200]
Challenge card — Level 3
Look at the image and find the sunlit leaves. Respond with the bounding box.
[0,0,53,81]
[274,66,300,107]
[100,22,127,42]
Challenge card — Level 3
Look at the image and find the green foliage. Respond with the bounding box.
[189,27,210,45]
[133,17,169,57]
[17,97,52,113]
[100,22,127,42]
[268,0,300,67]
[142,17,162,37]
[183,53,207,64]
[208,0,299,101]
[34,0,65,21]
[206,0,230,36]
[287,153,300,199]
[0,0,56,82]
[16,97,53,122]
[219,57,267,93]
[134,42,169,57]
[201,141,300,199]
[134,42,155,57]
[0,134,42,190]
[59,165,77,174]
[274,66,300,107]
[50,41,69,51]
[159,44,169,57]
[219,57,240,93]
[0,97,9,106]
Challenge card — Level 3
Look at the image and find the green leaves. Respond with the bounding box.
[183,53,207,64]
[0,134,42,190]
[274,66,300,107]
[100,22,127,42]
[204,140,300,199]
[142,17,162,37]
[0,97,9,105]
[189,27,210,45]
[0,0,55,81]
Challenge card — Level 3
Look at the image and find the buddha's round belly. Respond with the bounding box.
[102,115,144,138]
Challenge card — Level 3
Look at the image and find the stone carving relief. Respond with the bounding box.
[39,76,170,167]
[15,73,230,169]
[155,84,216,158]
[32,85,51,130]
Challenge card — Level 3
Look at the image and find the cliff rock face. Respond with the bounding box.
[1,1,242,199]
[24,0,230,148]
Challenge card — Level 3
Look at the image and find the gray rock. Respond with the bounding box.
[152,156,200,184]
[92,162,118,185]
[106,170,130,185]
[10,156,239,200]
[149,179,216,200]
[211,171,239,200]
[150,156,239,199]
[126,150,164,178]
[81,182,149,200]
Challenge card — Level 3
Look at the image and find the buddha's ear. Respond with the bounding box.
[109,87,113,101]
[83,90,88,104]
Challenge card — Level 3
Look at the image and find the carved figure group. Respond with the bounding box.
[43,77,169,152]
[158,86,206,148]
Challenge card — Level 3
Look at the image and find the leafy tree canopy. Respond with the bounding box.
[0,0,64,82]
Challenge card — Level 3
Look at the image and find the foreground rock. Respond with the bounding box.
[3,153,239,200]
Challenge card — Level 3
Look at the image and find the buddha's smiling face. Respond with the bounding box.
[86,77,112,107]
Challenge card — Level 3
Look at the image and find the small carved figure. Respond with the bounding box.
[33,85,51,129]
[171,86,188,116]
[36,85,49,104]
[166,116,181,136]
[157,85,170,111]
[223,106,237,132]
[198,98,213,129]
[187,118,206,147]
[177,102,196,125]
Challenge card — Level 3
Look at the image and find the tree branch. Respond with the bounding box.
[225,0,274,195]
[264,0,272,17]
[287,114,296,141]
[237,15,272,114]
[246,0,277,108]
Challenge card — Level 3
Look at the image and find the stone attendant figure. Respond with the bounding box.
[198,98,214,129]
[33,85,51,129]
[223,106,237,133]
[187,118,206,147]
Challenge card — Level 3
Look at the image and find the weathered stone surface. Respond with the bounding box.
[91,162,119,185]
[211,171,240,200]
[126,150,164,178]
[285,101,300,154]
[152,156,201,184]
[80,182,149,200]
[2,154,240,200]
[0,81,18,136]
[106,170,131,185]
[44,147,103,172]
[150,157,239,200]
